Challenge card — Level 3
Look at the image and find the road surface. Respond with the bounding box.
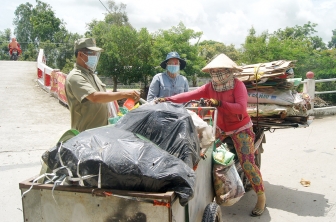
[0,61,335,222]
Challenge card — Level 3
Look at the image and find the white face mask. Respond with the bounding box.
[166,65,180,75]
[86,55,98,71]
[81,51,100,72]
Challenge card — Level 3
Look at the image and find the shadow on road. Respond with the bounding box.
[263,181,332,217]
[220,180,334,221]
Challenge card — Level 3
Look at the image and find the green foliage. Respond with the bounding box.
[239,24,319,79]
[87,1,145,91]
[152,22,206,86]
[13,2,34,49]
[198,40,240,63]
[30,0,62,43]
[104,1,130,26]
[0,28,12,60]
[12,0,81,71]
[328,29,336,49]
[305,49,336,103]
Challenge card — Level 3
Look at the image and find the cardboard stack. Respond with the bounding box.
[235,60,313,129]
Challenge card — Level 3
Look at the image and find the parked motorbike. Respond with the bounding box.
[10,49,19,61]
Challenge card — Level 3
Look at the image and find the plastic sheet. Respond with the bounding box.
[114,102,201,168]
[42,126,196,206]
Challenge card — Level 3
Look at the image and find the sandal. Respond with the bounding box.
[250,204,266,217]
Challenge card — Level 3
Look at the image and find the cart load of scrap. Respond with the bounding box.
[236,60,314,129]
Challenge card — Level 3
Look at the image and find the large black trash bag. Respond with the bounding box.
[42,126,195,206]
[114,102,201,168]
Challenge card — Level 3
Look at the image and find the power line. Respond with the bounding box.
[98,0,112,14]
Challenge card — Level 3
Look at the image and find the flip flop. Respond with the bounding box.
[250,204,266,217]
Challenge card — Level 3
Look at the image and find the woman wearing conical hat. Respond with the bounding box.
[157,53,266,217]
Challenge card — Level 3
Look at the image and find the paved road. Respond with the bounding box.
[0,61,70,222]
[0,61,335,222]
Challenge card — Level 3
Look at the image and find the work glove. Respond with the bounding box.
[155,97,166,103]
[205,98,221,107]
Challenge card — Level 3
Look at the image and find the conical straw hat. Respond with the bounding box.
[202,53,243,73]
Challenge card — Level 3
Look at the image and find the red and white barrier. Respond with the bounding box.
[37,49,68,106]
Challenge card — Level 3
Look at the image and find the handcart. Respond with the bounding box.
[19,106,222,222]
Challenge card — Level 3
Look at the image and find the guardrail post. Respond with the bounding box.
[303,72,315,115]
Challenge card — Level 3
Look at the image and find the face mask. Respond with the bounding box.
[166,65,180,75]
[86,55,98,71]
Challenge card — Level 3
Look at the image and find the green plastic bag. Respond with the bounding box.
[109,116,121,124]
[108,107,129,125]
[58,129,80,143]
[212,143,235,166]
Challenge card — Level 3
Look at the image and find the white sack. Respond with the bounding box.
[247,89,303,106]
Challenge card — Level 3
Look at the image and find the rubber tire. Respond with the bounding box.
[11,54,17,61]
[202,203,222,222]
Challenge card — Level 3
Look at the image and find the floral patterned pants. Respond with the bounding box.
[219,127,265,195]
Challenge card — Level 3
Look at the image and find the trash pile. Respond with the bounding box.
[42,125,196,206]
[39,103,215,206]
[236,60,313,128]
[114,102,201,169]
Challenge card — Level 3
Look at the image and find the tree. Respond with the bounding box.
[30,0,62,44]
[152,22,206,86]
[13,0,65,61]
[88,1,142,91]
[13,2,34,53]
[239,24,319,79]
[239,27,269,64]
[104,1,131,26]
[198,40,240,63]
[12,0,79,71]
[273,21,326,50]
[0,28,12,60]
[304,49,336,104]
[132,28,155,95]
[328,29,336,49]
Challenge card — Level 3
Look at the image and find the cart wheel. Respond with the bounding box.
[202,202,222,222]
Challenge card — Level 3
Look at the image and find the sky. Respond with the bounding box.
[1,0,336,47]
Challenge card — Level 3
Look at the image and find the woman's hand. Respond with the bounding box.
[205,98,221,107]
[155,98,166,103]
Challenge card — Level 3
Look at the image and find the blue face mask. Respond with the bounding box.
[85,55,98,71]
[166,65,180,74]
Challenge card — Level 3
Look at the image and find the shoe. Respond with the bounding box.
[250,204,266,217]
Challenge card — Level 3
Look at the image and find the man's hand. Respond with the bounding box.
[205,98,221,107]
[155,98,166,103]
[131,91,140,102]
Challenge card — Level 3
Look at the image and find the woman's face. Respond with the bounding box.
[209,68,232,84]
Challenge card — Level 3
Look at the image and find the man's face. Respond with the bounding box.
[79,50,100,71]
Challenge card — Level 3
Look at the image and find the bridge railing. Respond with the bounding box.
[36,49,68,106]
[302,76,336,116]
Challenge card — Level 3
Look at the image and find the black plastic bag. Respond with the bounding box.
[114,102,201,168]
[42,126,196,206]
